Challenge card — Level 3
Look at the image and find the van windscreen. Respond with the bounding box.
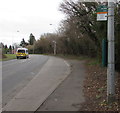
[18,50,25,53]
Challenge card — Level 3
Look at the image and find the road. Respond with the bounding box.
[2,55,49,106]
[3,55,70,111]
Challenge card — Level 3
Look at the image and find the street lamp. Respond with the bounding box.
[53,40,56,55]
[33,41,35,54]
[12,30,20,54]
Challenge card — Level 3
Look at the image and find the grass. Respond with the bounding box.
[1,54,16,61]
[87,58,101,66]
[53,54,90,60]
[55,54,101,66]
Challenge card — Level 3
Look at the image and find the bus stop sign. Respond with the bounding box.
[97,5,108,21]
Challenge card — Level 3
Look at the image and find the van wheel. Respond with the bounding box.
[17,57,19,59]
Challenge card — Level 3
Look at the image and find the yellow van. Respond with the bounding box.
[16,48,29,59]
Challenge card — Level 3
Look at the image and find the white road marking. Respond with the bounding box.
[64,60,70,67]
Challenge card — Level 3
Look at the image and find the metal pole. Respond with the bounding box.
[107,1,115,103]
[53,41,56,55]
[54,41,56,55]
[33,43,34,54]
[102,39,107,67]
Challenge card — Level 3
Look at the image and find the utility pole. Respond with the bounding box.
[107,1,115,103]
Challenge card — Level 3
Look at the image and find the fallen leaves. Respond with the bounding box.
[80,60,120,112]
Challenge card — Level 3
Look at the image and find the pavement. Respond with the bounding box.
[3,56,86,112]
[37,59,85,111]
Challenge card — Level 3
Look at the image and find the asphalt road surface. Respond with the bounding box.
[2,55,49,107]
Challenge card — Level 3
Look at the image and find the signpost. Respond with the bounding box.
[97,3,115,103]
[107,2,115,103]
[97,5,108,21]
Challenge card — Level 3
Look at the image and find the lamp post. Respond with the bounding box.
[12,30,20,54]
[53,40,56,55]
[33,41,35,54]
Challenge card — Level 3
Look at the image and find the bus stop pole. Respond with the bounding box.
[107,1,115,103]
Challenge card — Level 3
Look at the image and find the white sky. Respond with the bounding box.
[0,0,65,46]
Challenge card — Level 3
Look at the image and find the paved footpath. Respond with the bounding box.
[37,59,85,111]
[3,56,71,111]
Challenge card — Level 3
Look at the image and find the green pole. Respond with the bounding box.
[102,39,107,67]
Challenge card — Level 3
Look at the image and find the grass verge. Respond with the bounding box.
[1,54,16,61]
[80,59,120,112]
[54,54,90,61]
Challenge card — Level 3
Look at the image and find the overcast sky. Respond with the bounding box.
[0,0,65,46]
